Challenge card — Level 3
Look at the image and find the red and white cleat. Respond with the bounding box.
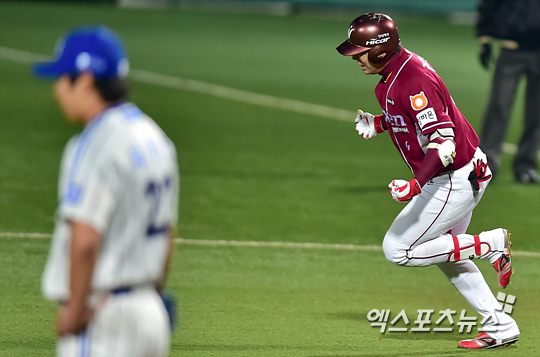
[458,332,519,349]
[492,229,513,289]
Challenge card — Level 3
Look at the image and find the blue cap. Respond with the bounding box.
[33,25,129,80]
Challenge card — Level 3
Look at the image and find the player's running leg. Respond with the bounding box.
[381,150,519,348]
[437,260,519,347]
[394,228,513,288]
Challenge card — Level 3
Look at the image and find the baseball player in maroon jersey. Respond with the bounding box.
[337,13,520,349]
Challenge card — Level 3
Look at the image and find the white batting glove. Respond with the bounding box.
[355,110,385,139]
[388,179,421,203]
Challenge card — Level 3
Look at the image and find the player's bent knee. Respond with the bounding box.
[382,237,409,266]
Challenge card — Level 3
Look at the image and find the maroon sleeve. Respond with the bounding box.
[405,73,455,135]
[414,148,445,187]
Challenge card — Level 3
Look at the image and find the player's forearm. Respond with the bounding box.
[415,130,456,187]
[415,148,444,187]
[68,221,100,315]
[157,226,175,291]
[57,221,101,336]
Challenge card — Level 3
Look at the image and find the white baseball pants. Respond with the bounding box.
[382,147,519,339]
[57,287,170,357]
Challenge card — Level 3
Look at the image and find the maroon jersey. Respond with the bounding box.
[375,48,479,176]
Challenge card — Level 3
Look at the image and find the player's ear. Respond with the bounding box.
[76,71,96,90]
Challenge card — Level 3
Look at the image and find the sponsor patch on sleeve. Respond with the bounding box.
[416,107,437,129]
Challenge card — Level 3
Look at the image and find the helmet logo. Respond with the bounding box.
[410,91,428,111]
[365,33,390,46]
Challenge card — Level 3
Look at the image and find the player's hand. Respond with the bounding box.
[56,303,94,336]
[355,110,384,139]
[56,295,107,336]
[388,178,421,203]
[479,43,491,69]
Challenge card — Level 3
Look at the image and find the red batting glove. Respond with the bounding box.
[388,178,421,203]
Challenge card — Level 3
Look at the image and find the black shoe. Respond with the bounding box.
[515,169,539,184]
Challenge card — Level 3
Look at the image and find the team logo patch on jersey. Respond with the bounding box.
[65,182,83,204]
[410,91,428,111]
[416,107,437,129]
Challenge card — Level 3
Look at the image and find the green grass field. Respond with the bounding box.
[1,2,539,356]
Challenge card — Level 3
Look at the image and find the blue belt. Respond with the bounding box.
[111,287,133,295]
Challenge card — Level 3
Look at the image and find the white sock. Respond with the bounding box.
[437,260,517,335]
[478,229,506,264]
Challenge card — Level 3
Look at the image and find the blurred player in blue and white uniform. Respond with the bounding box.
[34,26,179,357]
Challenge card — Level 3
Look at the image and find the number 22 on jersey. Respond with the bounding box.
[145,177,173,238]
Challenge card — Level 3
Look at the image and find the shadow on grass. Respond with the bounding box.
[176,344,331,352]
[177,343,518,356]
[307,352,471,357]
[308,344,520,357]
[325,311,474,342]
